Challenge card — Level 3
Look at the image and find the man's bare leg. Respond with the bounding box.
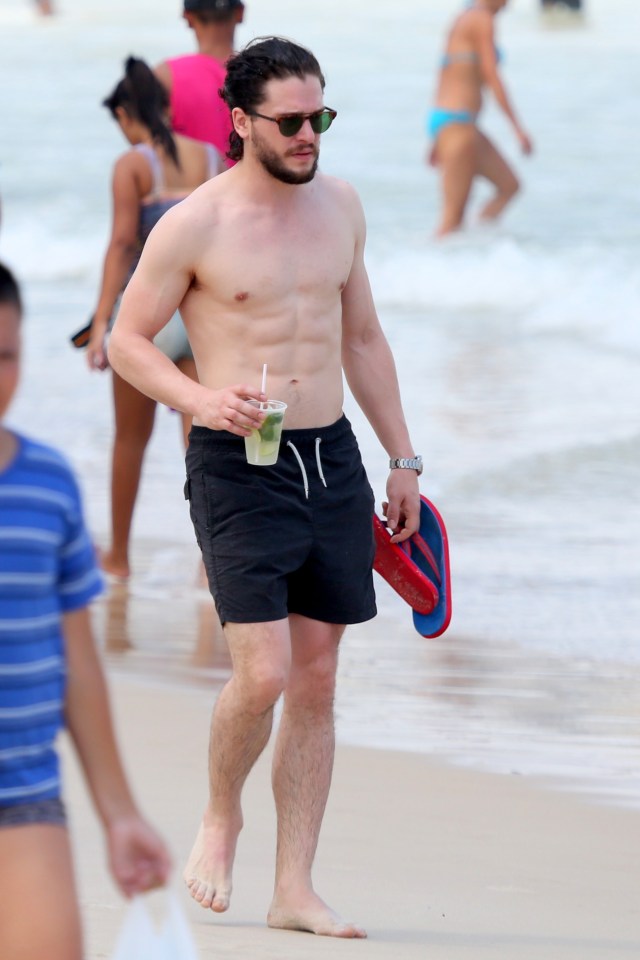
[268,615,367,938]
[184,619,290,911]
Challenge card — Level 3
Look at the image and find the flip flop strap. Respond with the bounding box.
[403,532,441,585]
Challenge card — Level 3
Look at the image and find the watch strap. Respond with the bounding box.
[389,456,423,474]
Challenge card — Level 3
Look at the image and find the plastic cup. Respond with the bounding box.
[244,400,287,466]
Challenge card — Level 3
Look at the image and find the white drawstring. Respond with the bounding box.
[287,439,328,499]
[286,441,309,499]
[315,438,327,488]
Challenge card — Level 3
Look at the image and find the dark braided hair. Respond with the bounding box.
[221,37,325,162]
[103,56,180,167]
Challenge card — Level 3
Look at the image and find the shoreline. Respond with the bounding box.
[63,671,640,959]
[92,537,640,815]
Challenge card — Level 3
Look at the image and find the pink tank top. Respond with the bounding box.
[167,54,232,157]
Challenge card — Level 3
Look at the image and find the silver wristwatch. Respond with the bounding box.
[389,455,423,476]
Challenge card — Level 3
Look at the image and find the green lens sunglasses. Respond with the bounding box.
[249,107,337,137]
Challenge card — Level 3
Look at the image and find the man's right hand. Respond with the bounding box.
[196,384,268,435]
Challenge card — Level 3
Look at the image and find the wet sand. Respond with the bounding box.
[57,547,640,959]
[92,537,640,810]
[62,671,640,959]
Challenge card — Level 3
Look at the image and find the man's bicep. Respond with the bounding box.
[340,185,374,332]
[341,253,380,350]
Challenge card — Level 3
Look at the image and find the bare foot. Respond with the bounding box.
[98,548,130,581]
[183,812,242,912]
[268,890,367,938]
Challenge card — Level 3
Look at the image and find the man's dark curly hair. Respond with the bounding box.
[221,37,326,162]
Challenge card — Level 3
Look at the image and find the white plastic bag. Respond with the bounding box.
[110,891,199,960]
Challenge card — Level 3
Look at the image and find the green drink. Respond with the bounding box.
[244,400,287,466]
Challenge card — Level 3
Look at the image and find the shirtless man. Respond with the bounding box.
[108,36,422,939]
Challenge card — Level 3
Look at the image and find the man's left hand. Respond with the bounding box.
[383,470,421,544]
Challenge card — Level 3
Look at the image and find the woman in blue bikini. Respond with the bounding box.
[428,0,533,237]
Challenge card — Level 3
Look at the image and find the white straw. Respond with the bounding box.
[260,363,267,411]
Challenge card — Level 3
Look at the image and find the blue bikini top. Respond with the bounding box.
[440,45,503,68]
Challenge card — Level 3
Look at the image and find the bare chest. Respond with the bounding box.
[200,209,354,309]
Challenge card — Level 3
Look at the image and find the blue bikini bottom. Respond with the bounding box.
[427,108,477,140]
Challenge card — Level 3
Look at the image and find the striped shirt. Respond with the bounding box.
[0,433,103,806]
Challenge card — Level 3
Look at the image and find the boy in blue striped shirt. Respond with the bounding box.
[0,262,171,960]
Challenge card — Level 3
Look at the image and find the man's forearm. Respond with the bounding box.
[343,335,416,459]
[108,329,205,417]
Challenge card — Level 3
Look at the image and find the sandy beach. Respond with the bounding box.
[61,658,640,960]
[2,0,639,955]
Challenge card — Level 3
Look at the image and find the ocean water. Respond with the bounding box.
[1,0,639,806]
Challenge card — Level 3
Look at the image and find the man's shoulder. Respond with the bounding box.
[167,176,223,221]
[316,172,363,218]
[317,171,359,201]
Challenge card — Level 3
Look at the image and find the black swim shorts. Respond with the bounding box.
[185,415,377,625]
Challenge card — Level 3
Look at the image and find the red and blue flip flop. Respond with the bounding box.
[373,495,452,638]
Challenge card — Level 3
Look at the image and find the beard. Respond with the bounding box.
[253,131,319,185]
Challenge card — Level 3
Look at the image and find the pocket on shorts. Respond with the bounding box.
[185,447,208,552]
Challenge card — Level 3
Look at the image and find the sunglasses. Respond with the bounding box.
[248,107,337,137]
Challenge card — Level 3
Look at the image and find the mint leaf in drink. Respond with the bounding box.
[259,412,282,443]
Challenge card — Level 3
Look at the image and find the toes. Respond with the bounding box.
[334,921,367,939]
[191,881,203,902]
[185,875,232,912]
[321,921,367,939]
[211,887,231,913]
[191,881,210,905]
[199,886,215,908]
